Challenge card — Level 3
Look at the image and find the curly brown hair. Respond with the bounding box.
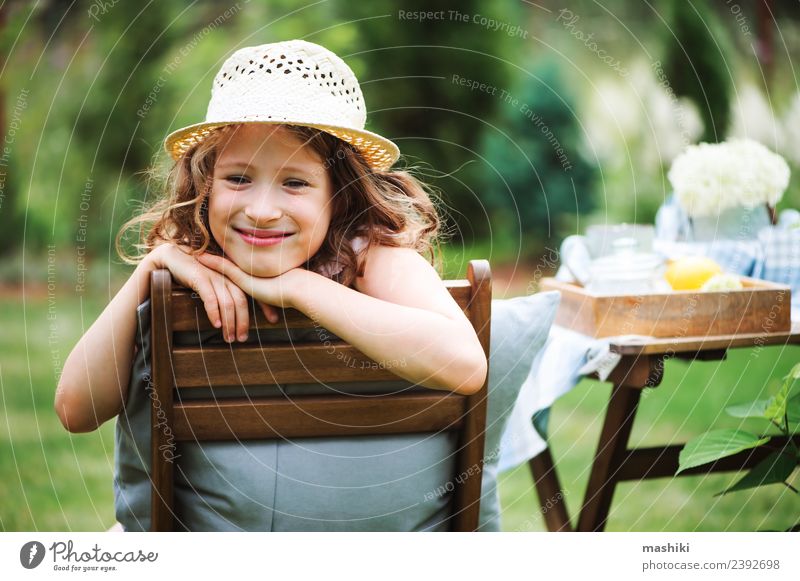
[116,124,447,288]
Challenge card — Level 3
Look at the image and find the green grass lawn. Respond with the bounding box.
[2,288,798,531]
[0,291,117,531]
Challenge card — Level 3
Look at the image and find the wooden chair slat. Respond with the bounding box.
[150,270,176,532]
[450,260,491,531]
[171,282,473,332]
[173,393,465,440]
[173,343,400,388]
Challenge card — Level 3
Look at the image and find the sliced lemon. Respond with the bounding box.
[701,273,743,291]
[665,257,723,291]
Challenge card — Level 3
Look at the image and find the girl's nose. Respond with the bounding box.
[243,193,283,224]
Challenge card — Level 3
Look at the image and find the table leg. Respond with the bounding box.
[577,383,641,531]
[576,354,663,531]
[529,448,572,532]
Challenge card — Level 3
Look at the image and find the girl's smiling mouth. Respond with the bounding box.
[234,228,295,246]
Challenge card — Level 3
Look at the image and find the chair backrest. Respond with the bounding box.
[149,259,491,531]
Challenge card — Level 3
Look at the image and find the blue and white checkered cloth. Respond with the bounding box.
[752,227,800,298]
[656,196,800,319]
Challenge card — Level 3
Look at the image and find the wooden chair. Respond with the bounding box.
[148,260,491,531]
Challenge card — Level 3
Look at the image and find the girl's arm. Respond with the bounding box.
[199,246,488,395]
[55,255,157,433]
[55,244,280,433]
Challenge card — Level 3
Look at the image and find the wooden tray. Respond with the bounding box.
[541,276,792,338]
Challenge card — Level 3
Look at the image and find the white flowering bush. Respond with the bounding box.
[667,139,790,217]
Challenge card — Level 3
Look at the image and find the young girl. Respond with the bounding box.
[55,40,487,531]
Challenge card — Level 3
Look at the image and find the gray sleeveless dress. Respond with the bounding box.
[114,251,456,531]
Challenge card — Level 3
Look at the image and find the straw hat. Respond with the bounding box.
[163,40,400,171]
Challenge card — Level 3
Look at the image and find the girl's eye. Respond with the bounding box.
[284,179,309,189]
[226,175,250,185]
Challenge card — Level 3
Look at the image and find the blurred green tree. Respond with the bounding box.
[478,57,596,253]
[70,1,201,255]
[0,2,31,256]
[341,0,523,242]
[662,0,733,142]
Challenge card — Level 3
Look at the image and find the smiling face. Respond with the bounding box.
[208,124,334,277]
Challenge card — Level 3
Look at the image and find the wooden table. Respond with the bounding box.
[529,322,800,532]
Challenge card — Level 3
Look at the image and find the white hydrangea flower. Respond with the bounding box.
[667,138,790,217]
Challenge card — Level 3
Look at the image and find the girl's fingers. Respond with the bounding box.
[210,276,236,342]
[197,253,244,285]
[160,248,221,328]
[226,280,251,341]
[200,253,254,297]
[194,255,250,340]
[193,279,222,329]
[259,301,280,324]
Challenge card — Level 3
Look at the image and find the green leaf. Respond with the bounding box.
[729,368,800,425]
[726,399,770,419]
[764,374,794,425]
[788,394,800,426]
[714,449,797,496]
[678,429,770,474]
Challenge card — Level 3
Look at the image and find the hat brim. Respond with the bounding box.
[164,120,400,172]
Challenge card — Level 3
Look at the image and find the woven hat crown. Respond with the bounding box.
[164,40,399,170]
[210,40,365,128]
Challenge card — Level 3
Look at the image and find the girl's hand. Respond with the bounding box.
[195,253,304,312]
[147,243,280,341]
